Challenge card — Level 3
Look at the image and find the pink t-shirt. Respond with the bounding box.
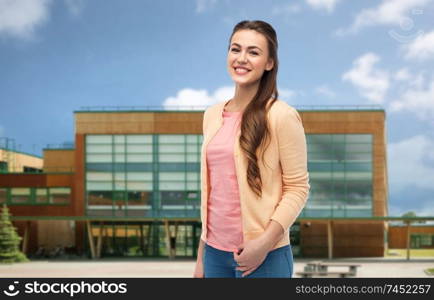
[205,109,244,252]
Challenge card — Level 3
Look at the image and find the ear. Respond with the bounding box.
[265,58,274,71]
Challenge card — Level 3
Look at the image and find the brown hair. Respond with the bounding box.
[229,20,279,198]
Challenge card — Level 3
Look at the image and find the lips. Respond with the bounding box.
[234,66,251,75]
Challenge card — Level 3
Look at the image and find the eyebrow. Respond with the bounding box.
[230,43,263,52]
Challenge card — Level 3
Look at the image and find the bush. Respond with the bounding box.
[0,204,29,263]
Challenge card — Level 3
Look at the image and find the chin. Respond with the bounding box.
[232,77,259,87]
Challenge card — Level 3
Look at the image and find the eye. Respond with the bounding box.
[250,51,259,56]
[231,48,240,52]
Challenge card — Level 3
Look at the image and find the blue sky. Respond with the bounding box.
[1,0,434,216]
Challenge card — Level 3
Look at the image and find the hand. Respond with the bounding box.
[233,237,270,277]
[193,260,204,278]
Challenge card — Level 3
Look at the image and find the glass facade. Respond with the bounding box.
[410,233,434,248]
[302,134,373,217]
[85,133,373,218]
[85,134,202,217]
[87,222,201,258]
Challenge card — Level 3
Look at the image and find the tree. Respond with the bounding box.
[0,204,29,263]
[401,211,426,224]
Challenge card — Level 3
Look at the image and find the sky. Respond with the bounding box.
[1,0,434,217]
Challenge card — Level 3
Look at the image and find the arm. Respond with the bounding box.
[270,106,310,231]
[234,107,310,276]
[193,239,205,278]
[256,219,285,251]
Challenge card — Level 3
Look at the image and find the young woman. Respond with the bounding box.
[193,20,310,278]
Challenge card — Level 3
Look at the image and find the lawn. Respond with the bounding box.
[386,248,434,258]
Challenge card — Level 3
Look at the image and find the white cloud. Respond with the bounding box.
[195,0,218,14]
[0,0,52,40]
[65,0,85,17]
[162,86,234,110]
[342,52,390,103]
[412,204,434,217]
[335,0,431,36]
[388,135,434,194]
[279,88,297,102]
[394,68,411,81]
[315,84,336,98]
[389,78,434,123]
[272,4,301,16]
[393,68,425,88]
[305,0,341,13]
[402,30,434,61]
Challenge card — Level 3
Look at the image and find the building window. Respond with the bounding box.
[411,234,434,248]
[36,188,48,203]
[23,166,43,173]
[0,161,8,173]
[0,188,6,203]
[49,187,71,204]
[305,134,373,217]
[11,188,31,204]
[85,134,202,217]
[0,187,70,205]
[127,191,151,207]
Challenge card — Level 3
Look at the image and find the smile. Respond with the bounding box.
[234,67,251,75]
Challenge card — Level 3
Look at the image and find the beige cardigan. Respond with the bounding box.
[200,99,310,250]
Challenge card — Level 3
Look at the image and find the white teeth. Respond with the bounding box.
[235,68,249,73]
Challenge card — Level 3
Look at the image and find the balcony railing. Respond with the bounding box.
[77,104,384,112]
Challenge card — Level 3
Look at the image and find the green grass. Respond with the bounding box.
[386,249,434,257]
[425,268,434,275]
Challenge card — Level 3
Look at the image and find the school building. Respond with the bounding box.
[1,105,432,259]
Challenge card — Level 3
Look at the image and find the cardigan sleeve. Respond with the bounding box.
[202,107,210,134]
[270,105,310,231]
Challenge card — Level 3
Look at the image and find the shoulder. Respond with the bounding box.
[268,99,302,123]
[202,101,226,132]
[203,101,226,119]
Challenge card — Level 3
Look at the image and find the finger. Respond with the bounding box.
[233,251,245,261]
[235,265,249,272]
[233,252,239,260]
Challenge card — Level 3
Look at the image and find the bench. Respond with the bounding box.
[296,270,354,278]
[303,261,361,277]
[316,262,361,275]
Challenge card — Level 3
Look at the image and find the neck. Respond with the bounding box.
[231,81,260,110]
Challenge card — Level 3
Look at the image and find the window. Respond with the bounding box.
[0,188,6,203]
[23,166,43,173]
[49,187,71,204]
[304,134,373,217]
[11,188,31,204]
[88,191,112,206]
[36,188,48,203]
[0,161,7,173]
[127,191,151,206]
[85,134,202,217]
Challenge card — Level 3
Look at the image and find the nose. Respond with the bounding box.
[237,51,248,64]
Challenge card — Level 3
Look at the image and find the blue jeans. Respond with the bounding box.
[203,243,293,278]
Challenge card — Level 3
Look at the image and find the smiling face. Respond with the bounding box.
[227,29,274,87]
